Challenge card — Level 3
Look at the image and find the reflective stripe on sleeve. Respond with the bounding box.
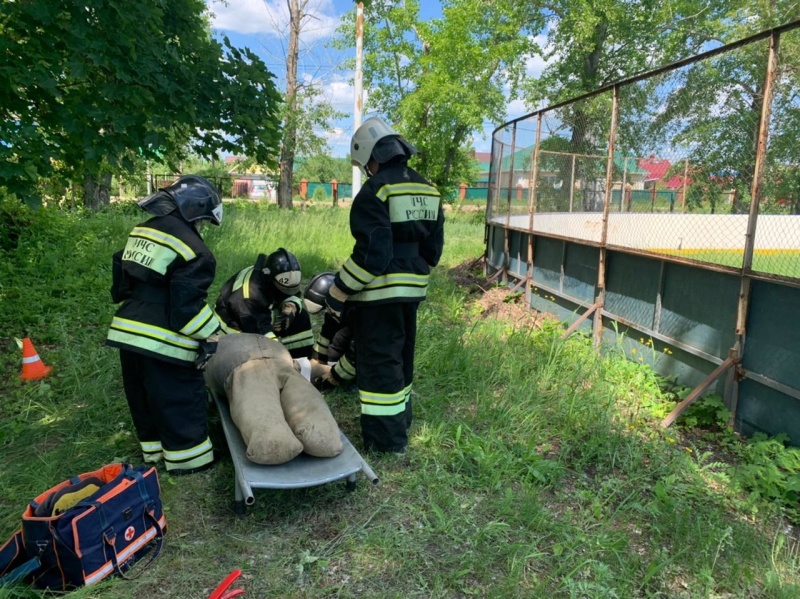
[179,304,220,339]
[337,257,375,292]
[350,272,429,303]
[280,330,315,350]
[232,266,255,299]
[108,317,199,362]
[333,354,356,380]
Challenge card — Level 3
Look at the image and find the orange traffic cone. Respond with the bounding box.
[20,337,52,380]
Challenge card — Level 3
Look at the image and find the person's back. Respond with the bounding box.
[323,117,445,453]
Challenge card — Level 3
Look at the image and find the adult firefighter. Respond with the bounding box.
[215,248,315,359]
[303,272,356,390]
[324,117,445,453]
[107,175,223,475]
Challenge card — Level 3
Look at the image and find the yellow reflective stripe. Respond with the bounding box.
[141,441,162,452]
[349,272,429,302]
[389,194,441,223]
[376,182,440,203]
[360,386,408,405]
[338,258,375,292]
[352,286,428,302]
[107,329,198,363]
[163,438,213,462]
[365,272,428,289]
[334,355,356,380]
[280,330,315,350]
[265,332,277,339]
[232,266,254,297]
[179,304,219,338]
[282,296,302,309]
[110,317,198,350]
[216,313,239,335]
[130,227,196,261]
[360,385,410,416]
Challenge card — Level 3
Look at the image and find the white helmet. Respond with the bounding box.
[350,117,417,174]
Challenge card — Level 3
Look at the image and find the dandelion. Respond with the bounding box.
[667,437,676,444]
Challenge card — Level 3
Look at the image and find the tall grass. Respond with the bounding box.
[1,203,799,598]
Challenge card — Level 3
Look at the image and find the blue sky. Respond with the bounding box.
[206,0,540,157]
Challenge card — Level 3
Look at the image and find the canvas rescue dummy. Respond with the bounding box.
[204,334,343,465]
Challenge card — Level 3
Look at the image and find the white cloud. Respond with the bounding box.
[506,98,529,119]
[207,0,340,43]
[525,33,553,79]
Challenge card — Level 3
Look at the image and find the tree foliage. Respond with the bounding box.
[0,0,283,206]
[646,0,800,213]
[336,0,541,195]
[295,154,352,184]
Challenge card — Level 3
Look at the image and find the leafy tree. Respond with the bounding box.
[0,0,283,208]
[518,0,730,211]
[648,0,800,214]
[295,154,352,184]
[336,0,542,195]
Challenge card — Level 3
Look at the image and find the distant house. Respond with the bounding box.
[228,173,276,200]
[613,153,649,190]
[638,155,689,189]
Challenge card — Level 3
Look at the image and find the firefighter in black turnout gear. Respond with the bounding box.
[215,248,315,359]
[304,272,356,389]
[107,175,223,474]
[324,117,445,453]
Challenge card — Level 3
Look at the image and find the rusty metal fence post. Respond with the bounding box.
[593,84,620,349]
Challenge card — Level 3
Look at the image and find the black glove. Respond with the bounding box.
[273,302,298,333]
[324,284,348,322]
[195,338,218,370]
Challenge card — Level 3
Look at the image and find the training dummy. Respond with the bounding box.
[204,334,343,465]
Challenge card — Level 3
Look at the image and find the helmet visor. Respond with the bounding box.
[211,203,223,226]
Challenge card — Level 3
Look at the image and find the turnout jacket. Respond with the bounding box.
[215,255,313,357]
[334,162,445,305]
[106,213,221,365]
[313,310,356,382]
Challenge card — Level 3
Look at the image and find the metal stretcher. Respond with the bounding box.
[213,393,379,514]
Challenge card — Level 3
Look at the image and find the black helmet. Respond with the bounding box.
[262,248,302,295]
[303,272,335,314]
[148,175,223,225]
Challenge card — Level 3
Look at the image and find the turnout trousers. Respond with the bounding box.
[119,349,214,473]
[351,302,418,452]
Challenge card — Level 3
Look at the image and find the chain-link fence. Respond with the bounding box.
[486,21,800,443]
[488,23,800,282]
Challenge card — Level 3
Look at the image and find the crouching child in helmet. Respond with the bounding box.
[215,248,315,359]
[106,175,224,475]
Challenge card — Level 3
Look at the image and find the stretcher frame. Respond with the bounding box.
[212,392,379,514]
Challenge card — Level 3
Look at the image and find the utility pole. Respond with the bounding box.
[352,2,364,198]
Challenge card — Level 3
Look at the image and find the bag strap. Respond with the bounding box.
[0,556,42,587]
[0,528,44,586]
[101,508,165,581]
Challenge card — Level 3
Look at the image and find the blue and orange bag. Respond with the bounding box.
[0,463,166,590]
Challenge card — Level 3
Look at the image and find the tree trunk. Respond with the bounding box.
[277,0,304,210]
[83,173,112,211]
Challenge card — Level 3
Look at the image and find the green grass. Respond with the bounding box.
[1,203,800,598]
[664,249,800,278]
